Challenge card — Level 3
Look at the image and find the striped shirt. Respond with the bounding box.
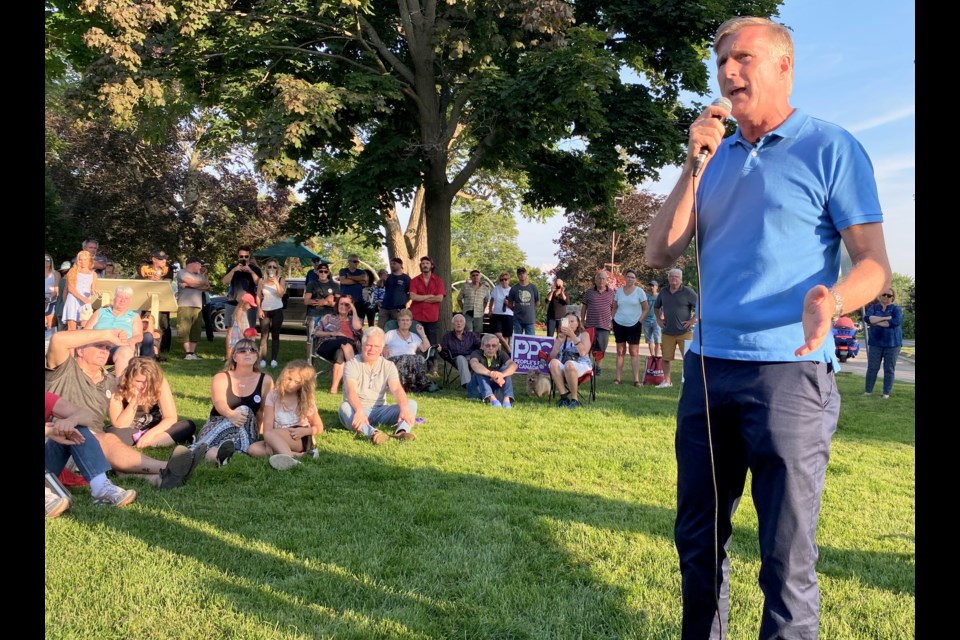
[581,287,615,330]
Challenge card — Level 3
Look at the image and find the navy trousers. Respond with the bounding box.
[675,352,839,639]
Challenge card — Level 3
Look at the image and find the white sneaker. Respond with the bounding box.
[655,381,673,388]
[260,359,267,368]
[269,454,300,471]
[882,394,890,399]
[270,360,279,368]
[185,353,200,360]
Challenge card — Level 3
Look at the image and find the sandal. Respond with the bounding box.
[634,381,642,387]
[613,379,622,385]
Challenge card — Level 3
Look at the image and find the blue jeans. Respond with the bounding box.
[865,345,900,396]
[513,319,535,336]
[546,318,559,338]
[467,366,515,403]
[338,400,418,435]
[675,353,839,639]
[45,426,111,480]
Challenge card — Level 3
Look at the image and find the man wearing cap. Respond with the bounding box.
[138,250,174,360]
[305,256,324,285]
[408,256,445,375]
[506,267,539,336]
[303,261,339,360]
[643,279,662,358]
[221,245,263,339]
[45,328,205,489]
[74,239,109,277]
[653,268,697,388]
[457,269,490,334]
[377,257,411,329]
[177,258,211,360]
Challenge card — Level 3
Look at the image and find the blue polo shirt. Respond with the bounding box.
[693,110,883,363]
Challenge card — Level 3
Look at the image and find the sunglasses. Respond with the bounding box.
[238,254,251,259]
[234,347,256,354]
[500,278,509,282]
[318,270,329,273]
[349,260,359,263]
[881,294,894,298]
[85,343,113,351]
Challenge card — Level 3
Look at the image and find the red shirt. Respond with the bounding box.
[409,274,446,323]
[45,391,59,421]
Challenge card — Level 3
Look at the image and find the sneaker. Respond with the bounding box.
[882,394,890,399]
[594,365,601,376]
[92,483,137,507]
[216,440,236,467]
[45,488,71,519]
[184,353,200,360]
[502,400,513,409]
[371,430,389,445]
[392,430,417,441]
[567,399,582,409]
[863,392,872,396]
[308,448,320,459]
[489,399,503,408]
[260,359,267,368]
[269,454,300,470]
[159,443,206,490]
[655,381,673,388]
[270,360,279,368]
[557,397,570,408]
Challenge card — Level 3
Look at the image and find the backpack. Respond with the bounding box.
[643,356,665,386]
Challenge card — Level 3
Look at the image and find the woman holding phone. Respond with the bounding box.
[256,258,287,369]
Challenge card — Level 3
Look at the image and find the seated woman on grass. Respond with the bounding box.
[107,357,197,448]
[548,312,592,409]
[191,337,274,466]
[262,360,325,470]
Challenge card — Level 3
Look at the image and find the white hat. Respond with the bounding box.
[59,261,72,271]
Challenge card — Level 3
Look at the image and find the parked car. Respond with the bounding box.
[206,278,310,333]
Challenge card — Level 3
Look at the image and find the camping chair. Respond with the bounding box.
[543,349,596,404]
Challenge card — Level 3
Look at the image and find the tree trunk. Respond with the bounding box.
[383,186,428,276]
[424,184,454,338]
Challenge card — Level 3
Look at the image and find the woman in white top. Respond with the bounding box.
[383,308,432,392]
[610,269,650,386]
[548,312,593,408]
[256,258,287,369]
[489,271,515,352]
[45,253,58,330]
[262,360,324,470]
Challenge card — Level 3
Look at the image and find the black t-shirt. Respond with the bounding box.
[225,263,263,305]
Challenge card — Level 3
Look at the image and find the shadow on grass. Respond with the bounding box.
[88,447,913,639]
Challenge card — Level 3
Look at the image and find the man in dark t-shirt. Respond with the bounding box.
[221,245,262,333]
[304,262,339,360]
[378,257,412,329]
[467,334,518,407]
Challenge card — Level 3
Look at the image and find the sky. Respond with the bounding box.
[515,0,916,279]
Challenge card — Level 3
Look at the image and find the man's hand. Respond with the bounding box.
[45,420,85,445]
[351,410,369,432]
[398,406,416,428]
[795,285,834,357]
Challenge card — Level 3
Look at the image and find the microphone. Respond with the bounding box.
[692,96,733,178]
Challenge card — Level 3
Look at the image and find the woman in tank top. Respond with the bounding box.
[256,258,287,369]
[191,338,275,466]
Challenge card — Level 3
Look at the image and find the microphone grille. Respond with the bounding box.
[713,96,733,111]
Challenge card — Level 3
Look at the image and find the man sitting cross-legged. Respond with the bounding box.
[438,313,482,388]
[338,327,418,445]
[45,329,205,489]
[467,333,518,408]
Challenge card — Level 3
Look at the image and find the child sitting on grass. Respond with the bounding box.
[262,360,325,470]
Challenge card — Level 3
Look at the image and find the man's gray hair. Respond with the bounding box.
[481,333,499,345]
[452,313,466,323]
[714,16,794,93]
[668,268,683,278]
[361,326,385,346]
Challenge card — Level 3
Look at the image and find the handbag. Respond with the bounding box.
[643,356,665,386]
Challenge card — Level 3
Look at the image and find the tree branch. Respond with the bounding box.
[449,126,498,195]
[358,15,416,85]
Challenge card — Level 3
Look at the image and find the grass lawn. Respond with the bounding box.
[45,338,915,639]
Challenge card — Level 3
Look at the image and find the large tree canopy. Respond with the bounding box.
[47,0,782,331]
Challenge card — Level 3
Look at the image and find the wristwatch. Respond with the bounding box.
[827,287,843,321]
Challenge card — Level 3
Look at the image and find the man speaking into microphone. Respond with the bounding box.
[645,16,891,639]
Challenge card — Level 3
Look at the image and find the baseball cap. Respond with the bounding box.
[186,256,202,265]
[516,267,527,274]
[59,261,72,271]
[241,292,258,307]
[152,250,169,259]
[312,256,322,263]
[470,269,480,276]
[649,280,658,286]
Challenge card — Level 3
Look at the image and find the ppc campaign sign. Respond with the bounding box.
[511,335,555,374]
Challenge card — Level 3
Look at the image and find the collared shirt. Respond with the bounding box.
[343,354,400,411]
[864,303,903,348]
[441,330,482,358]
[460,281,491,317]
[409,274,446,323]
[582,287,614,330]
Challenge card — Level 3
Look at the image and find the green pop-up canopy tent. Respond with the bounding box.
[253,237,326,268]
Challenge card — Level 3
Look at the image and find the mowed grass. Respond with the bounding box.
[45,338,915,639]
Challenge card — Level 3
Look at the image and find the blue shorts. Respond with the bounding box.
[643,319,661,344]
